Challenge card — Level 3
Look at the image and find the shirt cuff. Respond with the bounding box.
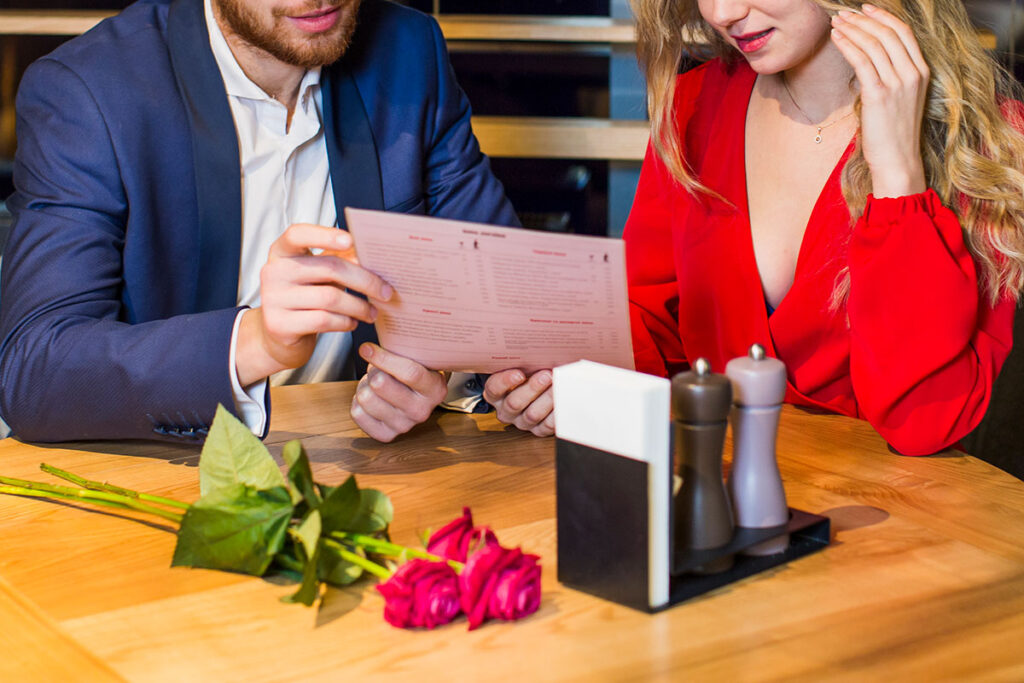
[229,309,269,436]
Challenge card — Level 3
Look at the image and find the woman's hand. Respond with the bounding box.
[831,3,929,198]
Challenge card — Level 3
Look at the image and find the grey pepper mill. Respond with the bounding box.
[726,344,789,556]
[672,358,735,574]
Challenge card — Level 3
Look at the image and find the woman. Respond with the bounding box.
[625,0,1024,454]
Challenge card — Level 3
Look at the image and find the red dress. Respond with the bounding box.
[624,58,1016,455]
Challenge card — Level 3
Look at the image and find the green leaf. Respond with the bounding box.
[347,488,394,534]
[282,440,319,508]
[282,550,322,606]
[282,534,322,607]
[171,483,293,576]
[318,541,365,586]
[199,405,286,497]
[318,475,360,534]
[294,509,322,559]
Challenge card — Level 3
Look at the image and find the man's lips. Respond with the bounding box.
[287,6,341,33]
[731,28,774,53]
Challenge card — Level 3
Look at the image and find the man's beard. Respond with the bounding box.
[215,0,361,69]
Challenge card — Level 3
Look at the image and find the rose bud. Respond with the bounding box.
[376,559,461,629]
[427,507,499,563]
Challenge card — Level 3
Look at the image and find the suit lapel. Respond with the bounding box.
[167,0,242,312]
[322,65,384,228]
[322,65,383,379]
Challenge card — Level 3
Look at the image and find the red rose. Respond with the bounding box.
[376,559,461,629]
[489,552,542,621]
[459,538,542,630]
[427,507,497,563]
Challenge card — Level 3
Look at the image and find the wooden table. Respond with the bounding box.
[1,382,1023,680]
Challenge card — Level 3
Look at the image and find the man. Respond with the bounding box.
[0,0,552,443]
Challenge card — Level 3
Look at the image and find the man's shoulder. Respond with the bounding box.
[349,0,440,60]
[38,0,170,77]
[358,0,436,33]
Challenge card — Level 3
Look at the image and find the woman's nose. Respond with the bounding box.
[701,0,751,29]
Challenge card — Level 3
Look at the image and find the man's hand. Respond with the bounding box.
[351,343,448,442]
[484,369,554,437]
[235,224,393,386]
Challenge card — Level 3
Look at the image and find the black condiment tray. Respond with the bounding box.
[656,507,830,611]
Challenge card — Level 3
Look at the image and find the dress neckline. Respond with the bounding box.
[727,61,856,323]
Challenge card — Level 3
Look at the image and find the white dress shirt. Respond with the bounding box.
[206,0,351,434]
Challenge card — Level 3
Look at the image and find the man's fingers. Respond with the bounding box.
[350,366,443,442]
[512,383,554,432]
[262,282,378,324]
[362,367,438,424]
[354,376,418,432]
[483,369,528,403]
[269,223,352,258]
[351,399,400,443]
[260,309,362,342]
[265,252,393,303]
[530,414,556,438]
[502,370,552,413]
[359,344,447,400]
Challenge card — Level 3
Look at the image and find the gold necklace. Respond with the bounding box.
[780,74,855,144]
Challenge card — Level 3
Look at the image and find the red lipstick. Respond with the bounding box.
[731,28,774,53]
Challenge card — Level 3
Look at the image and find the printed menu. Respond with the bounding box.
[345,208,635,374]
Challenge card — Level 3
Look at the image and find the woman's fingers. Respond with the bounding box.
[860,4,929,76]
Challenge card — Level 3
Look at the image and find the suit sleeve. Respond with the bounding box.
[420,17,520,229]
[0,58,241,443]
[847,189,1016,455]
[623,142,688,378]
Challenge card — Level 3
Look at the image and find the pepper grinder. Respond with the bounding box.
[672,358,735,574]
[726,344,789,556]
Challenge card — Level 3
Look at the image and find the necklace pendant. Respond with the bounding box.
[815,127,823,144]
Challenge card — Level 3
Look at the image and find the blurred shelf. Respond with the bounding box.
[472,116,647,160]
[0,10,110,36]
[0,9,998,50]
[437,15,634,43]
[0,10,636,42]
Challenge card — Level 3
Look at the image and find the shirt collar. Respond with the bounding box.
[204,0,322,105]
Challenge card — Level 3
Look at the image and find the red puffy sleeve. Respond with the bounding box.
[624,142,688,378]
[847,189,1016,455]
[624,66,715,378]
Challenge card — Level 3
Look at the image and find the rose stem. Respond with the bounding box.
[0,484,184,523]
[40,463,190,510]
[0,476,184,523]
[328,531,464,572]
[321,537,391,579]
[274,553,304,574]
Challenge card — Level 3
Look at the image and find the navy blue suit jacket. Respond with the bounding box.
[0,0,518,442]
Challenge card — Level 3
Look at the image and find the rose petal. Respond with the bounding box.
[488,556,542,621]
[459,542,526,630]
[378,559,462,630]
[427,508,475,562]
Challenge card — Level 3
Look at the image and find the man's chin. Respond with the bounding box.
[265,21,356,68]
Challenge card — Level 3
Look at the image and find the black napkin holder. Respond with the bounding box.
[556,438,831,613]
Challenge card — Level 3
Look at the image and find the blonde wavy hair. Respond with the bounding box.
[632,0,1024,305]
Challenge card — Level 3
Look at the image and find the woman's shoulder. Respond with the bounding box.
[672,57,754,112]
[670,57,754,142]
[674,57,750,88]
